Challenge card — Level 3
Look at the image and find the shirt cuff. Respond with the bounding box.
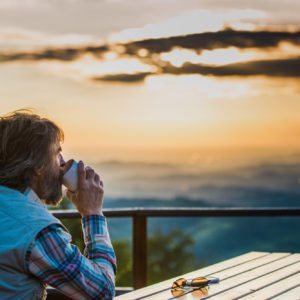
[81,214,108,237]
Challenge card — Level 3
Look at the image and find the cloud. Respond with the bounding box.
[1,29,300,81]
[123,29,300,55]
[161,57,300,77]
[89,57,300,82]
[0,45,108,63]
[1,29,300,63]
[92,72,153,83]
[0,27,101,51]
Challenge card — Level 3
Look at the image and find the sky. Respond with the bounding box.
[1,0,300,169]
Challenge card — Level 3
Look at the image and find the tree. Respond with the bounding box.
[112,240,133,286]
[147,229,198,284]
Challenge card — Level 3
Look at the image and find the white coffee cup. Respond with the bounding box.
[62,159,78,192]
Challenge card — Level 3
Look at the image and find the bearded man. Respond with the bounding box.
[0,110,116,299]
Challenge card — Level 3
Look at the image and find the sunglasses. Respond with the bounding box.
[172,276,219,289]
[171,286,209,298]
[171,276,219,298]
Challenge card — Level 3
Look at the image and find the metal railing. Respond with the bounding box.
[52,206,300,290]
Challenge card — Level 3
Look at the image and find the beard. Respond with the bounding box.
[39,168,64,206]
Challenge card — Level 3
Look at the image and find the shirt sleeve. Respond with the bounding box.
[25,215,116,300]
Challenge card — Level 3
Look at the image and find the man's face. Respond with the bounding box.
[37,142,65,206]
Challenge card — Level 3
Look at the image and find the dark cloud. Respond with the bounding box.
[82,45,108,56]
[124,29,300,55]
[90,58,300,82]
[161,57,300,77]
[92,72,153,83]
[1,29,300,81]
[0,45,108,63]
[1,29,300,63]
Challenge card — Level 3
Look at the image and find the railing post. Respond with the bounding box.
[133,215,147,289]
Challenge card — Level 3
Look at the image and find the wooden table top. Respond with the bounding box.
[115,251,300,300]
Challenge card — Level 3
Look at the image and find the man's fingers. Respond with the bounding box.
[94,174,104,188]
[86,167,95,179]
[78,161,102,189]
[94,174,100,183]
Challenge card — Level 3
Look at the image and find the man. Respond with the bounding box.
[0,110,116,299]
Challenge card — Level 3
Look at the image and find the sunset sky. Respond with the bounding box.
[1,0,300,166]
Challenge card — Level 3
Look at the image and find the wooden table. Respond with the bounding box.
[115,251,300,299]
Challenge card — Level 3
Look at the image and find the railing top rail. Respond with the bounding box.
[51,207,300,218]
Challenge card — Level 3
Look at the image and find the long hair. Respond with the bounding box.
[0,109,64,192]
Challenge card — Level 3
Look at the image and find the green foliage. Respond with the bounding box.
[60,218,85,253]
[113,229,202,286]
[112,240,133,286]
[147,229,199,285]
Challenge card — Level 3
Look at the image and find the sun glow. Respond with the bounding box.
[198,48,254,65]
[160,42,300,67]
[74,54,155,76]
[160,47,254,67]
[145,74,254,100]
[38,54,156,81]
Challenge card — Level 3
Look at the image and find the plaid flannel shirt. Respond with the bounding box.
[24,189,116,300]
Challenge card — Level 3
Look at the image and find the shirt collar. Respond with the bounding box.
[23,187,44,206]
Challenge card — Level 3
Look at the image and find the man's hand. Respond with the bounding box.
[66,161,104,218]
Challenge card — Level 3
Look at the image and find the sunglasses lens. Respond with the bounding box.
[171,289,185,297]
[172,278,186,289]
[191,277,209,287]
[192,287,209,297]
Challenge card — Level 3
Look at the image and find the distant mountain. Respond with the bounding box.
[60,154,300,267]
[93,157,300,201]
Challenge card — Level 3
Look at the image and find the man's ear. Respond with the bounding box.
[32,168,42,176]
